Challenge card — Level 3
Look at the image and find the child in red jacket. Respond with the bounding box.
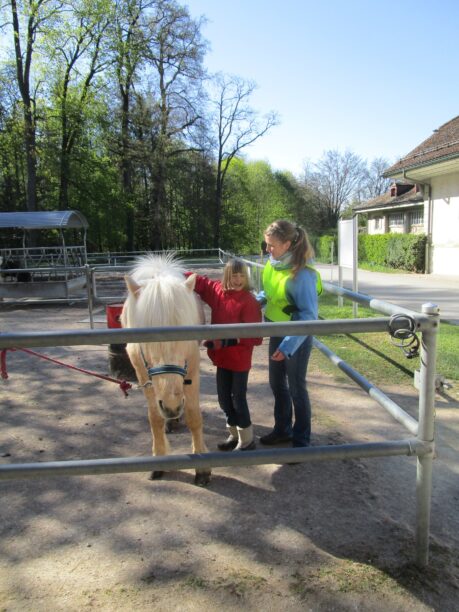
[192,259,262,451]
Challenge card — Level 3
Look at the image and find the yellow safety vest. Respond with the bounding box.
[262,261,322,322]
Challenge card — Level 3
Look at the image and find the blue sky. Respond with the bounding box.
[185,0,459,175]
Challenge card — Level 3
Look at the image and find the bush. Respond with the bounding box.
[359,233,426,272]
[314,234,337,263]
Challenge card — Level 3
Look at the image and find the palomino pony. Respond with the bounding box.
[121,253,211,486]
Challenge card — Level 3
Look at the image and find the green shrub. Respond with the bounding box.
[358,233,426,272]
[315,234,337,263]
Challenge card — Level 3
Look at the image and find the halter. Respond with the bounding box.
[139,347,192,386]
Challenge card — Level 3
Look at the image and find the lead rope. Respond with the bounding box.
[1,347,132,397]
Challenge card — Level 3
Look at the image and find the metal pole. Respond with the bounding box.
[338,265,343,307]
[0,438,428,480]
[415,302,439,566]
[352,214,358,317]
[84,265,94,329]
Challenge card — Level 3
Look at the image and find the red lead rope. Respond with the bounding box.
[1,347,132,397]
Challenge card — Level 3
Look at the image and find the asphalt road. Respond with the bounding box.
[317,264,459,325]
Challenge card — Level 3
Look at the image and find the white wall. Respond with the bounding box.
[431,173,459,275]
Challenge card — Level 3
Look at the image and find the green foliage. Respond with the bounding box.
[359,234,426,272]
[221,158,292,253]
[314,234,337,263]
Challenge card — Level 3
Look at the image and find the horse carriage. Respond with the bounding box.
[0,210,88,300]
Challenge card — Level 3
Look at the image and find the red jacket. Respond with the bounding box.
[193,274,262,371]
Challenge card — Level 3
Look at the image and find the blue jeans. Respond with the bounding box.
[216,368,251,429]
[268,335,313,446]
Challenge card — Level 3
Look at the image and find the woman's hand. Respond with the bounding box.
[271,349,286,361]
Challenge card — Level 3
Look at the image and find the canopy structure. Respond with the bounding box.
[0,209,89,292]
[0,210,88,230]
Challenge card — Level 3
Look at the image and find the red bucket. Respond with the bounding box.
[106,303,124,329]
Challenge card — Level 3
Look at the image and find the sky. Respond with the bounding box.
[185,0,459,176]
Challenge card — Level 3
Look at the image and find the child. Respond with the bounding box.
[190,259,262,451]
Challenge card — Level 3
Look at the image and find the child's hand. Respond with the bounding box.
[203,339,238,350]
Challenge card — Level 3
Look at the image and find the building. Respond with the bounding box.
[354,116,459,274]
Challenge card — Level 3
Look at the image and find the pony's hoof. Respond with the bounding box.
[194,471,211,487]
[149,470,164,480]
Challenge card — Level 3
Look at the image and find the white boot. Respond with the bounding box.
[235,424,256,451]
[217,425,238,451]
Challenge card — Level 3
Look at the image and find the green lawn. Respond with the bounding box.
[310,293,458,387]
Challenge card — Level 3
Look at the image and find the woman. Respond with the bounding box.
[258,219,321,448]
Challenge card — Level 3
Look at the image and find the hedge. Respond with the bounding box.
[359,234,426,272]
[315,233,426,272]
[314,234,337,262]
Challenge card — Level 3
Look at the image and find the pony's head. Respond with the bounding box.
[121,253,200,420]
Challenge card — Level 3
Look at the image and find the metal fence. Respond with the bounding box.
[0,261,439,566]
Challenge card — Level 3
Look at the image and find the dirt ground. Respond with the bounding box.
[1,299,458,612]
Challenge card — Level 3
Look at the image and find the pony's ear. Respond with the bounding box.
[184,273,196,291]
[125,275,141,297]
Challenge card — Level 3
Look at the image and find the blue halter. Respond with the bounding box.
[140,347,191,385]
[147,363,188,378]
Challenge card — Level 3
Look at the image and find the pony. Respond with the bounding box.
[121,253,211,486]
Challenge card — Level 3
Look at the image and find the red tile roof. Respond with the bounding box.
[384,115,459,175]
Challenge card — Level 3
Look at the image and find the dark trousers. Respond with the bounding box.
[216,368,251,429]
[268,335,313,446]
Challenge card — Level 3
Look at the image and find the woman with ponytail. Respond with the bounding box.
[258,219,321,448]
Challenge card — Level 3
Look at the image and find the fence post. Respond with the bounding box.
[84,265,94,329]
[415,302,439,566]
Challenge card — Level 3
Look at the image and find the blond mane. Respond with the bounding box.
[122,253,201,364]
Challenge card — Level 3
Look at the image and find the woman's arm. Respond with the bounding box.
[277,268,318,358]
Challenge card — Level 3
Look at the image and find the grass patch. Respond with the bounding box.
[311,293,458,386]
[290,560,405,597]
[183,570,267,598]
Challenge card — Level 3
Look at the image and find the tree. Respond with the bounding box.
[144,0,207,249]
[210,73,278,248]
[110,0,152,250]
[304,149,366,230]
[7,0,64,213]
[48,0,111,209]
[361,157,392,201]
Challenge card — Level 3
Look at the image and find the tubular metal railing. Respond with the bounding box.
[0,249,440,566]
[0,298,439,567]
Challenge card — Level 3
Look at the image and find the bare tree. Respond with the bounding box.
[211,73,278,248]
[361,157,392,201]
[304,149,366,229]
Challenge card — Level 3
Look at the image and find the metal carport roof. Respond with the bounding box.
[0,210,89,230]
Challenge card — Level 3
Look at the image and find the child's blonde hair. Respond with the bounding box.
[222,258,250,291]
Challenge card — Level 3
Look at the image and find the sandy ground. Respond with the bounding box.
[0,300,458,612]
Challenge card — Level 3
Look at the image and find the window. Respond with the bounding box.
[374,217,382,229]
[410,209,424,225]
[389,212,404,226]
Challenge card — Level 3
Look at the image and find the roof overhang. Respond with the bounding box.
[355,200,424,215]
[384,155,459,181]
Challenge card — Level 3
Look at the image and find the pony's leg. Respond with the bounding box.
[128,347,169,480]
[184,359,211,486]
[146,390,170,480]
